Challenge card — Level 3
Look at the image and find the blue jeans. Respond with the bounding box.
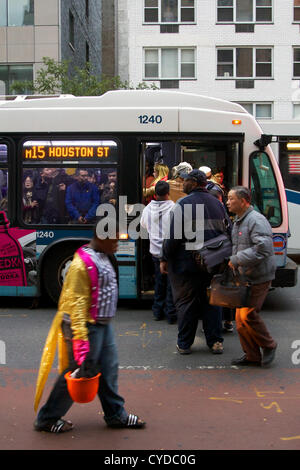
[37,322,128,426]
[168,270,223,350]
[152,256,176,322]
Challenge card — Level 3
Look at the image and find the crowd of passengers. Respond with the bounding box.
[22,167,117,225]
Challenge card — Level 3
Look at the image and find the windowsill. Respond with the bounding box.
[216,77,274,80]
[143,78,196,81]
[142,22,196,26]
[216,22,274,25]
[6,24,34,27]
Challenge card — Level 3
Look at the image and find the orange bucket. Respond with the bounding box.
[65,371,101,403]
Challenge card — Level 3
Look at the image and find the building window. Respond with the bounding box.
[144,47,195,79]
[293,103,300,118]
[86,42,90,64]
[144,0,195,24]
[236,102,272,119]
[217,47,272,78]
[0,64,33,94]
[294,0,300,21]
[69,10,75,49]
[217,0,272,23]
[293,48,300,77]
[0,0,34,26]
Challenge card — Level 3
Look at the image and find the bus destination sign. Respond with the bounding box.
[23,140,118,162]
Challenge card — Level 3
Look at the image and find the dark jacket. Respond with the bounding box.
[65,181,100,222]
[33,171,72,224]
[162,188,229,274]
[230,206,276,284]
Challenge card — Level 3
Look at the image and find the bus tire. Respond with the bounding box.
[41,242,83,304]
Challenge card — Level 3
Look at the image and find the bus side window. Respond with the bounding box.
[249,151,282,227]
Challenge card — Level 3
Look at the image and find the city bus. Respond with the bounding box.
[259,120,300,254]
[0,91,297,303]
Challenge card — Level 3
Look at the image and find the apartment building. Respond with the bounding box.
[117,0,300,122]
[0,0,102,95]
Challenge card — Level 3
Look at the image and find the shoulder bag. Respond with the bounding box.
[207,266,252,308]
[193,229,232,274]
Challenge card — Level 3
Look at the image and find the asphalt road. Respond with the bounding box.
[0,262,300,452]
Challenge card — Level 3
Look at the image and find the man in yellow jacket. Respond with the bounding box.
[34,223,145,433]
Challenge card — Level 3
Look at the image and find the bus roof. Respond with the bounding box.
[0,90,246,113]
[0,90,257,134]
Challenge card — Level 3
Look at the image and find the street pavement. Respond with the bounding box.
[0,262,300,452]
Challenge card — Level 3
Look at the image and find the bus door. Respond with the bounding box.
[139,136,242,295]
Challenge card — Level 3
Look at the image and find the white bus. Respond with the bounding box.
[0,90,296,303]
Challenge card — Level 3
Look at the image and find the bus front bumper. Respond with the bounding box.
[272,257,298,288]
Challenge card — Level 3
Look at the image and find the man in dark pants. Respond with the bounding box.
[227,186,277,367]
[141,181,177,323]
[160,170,227,355]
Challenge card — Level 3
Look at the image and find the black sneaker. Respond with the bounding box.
[262,345,277,366]
[223,321,234,333]
[153,315,164,321]
[231,354,261,366]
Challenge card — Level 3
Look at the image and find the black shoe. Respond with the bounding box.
[167,317,177,324]
[262,345,277,366]
[223,321,234,333]
[176,344,191,355]
[153,315,164,321]
[231,354,261,366]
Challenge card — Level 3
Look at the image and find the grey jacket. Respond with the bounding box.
[230,206,276,284]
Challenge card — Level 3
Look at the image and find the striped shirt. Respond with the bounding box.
[83,247,118,322]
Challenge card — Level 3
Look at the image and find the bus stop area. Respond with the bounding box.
[0,261,300,452]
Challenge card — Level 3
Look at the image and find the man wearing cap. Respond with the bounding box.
[168,162,193,202]
[160,170,226,355]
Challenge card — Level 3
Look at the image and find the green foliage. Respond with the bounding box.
[10,57,158,96]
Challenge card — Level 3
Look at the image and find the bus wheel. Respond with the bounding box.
[42,244,81,304]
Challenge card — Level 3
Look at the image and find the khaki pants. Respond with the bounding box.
[235,281,277,362]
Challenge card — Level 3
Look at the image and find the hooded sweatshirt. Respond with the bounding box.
[141,199,175,257]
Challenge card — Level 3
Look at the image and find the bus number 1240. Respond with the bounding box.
[138,115,163,124]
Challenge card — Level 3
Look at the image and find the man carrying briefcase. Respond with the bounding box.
[226,186,277,367]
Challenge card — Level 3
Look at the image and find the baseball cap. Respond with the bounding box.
[172,162,193,179]
[181,169,207,186]
[199,166,212,176]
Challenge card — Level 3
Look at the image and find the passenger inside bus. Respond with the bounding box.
[143,161,169,203]
[100,169,117,205]
[21,166,118,225]
[211,167,227,196]
[0,169,8,216]
[168,162,192,202]
[65,169,100,224]
[22,174,39,224]
[33,168,73,224]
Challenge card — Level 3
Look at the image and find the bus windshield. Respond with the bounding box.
[249,151,282,227]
